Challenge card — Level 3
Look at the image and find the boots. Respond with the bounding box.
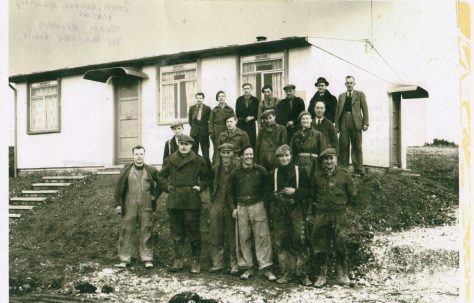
[336,263,350,286]
[171,241,184,272]
[190,241,201,274]
[190,258,201,274]
[314,265,327,288]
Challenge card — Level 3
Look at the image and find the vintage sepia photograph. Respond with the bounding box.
[3,0,469,302]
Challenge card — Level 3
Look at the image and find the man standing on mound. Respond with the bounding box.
[114,145,162,269]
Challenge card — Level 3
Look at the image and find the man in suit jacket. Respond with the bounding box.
[163,122,184,163]
[312,101,338,152]
[308,77,338,123]
[189,92,211,166]
[236,83,259,148]
[334,76,369,175]
[275,84,305,144]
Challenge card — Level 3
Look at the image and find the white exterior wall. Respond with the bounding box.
[16,77,114,169]
[288,47,314,102]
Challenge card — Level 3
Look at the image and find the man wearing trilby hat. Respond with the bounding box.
[308,77,338,123]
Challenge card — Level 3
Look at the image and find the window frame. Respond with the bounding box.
[157,62,198,125]
[27,78,61,135]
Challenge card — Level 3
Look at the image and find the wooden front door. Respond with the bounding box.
[114,78,141,163]
[389,93,402,168]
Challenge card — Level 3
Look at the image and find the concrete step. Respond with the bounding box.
[9,205,35,213]
[96,171,120,175]
[22,189,59,197]
[32,182,71,189]
[9,213,21,219]
[42,175,86,183]
[10,197,47,205]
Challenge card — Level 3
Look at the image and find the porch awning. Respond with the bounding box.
[83,67,148,83]
[388,85,429,99]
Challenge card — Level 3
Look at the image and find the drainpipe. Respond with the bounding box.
[9,83,17,177]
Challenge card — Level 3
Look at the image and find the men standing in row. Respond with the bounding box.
[228,146,277,281]
[163,122,184,162]
[188,92,211,166]
[236,83,259,148]
[308,148,356,287]
[335,76,369,175]
[216,115,250,164]
[114,145,162,269]
[159,135,210,274]
[255,109,287,171]
[312,101,338,151]
[208,143,239,275]
[276,84,305,144]
[308,77,338,123]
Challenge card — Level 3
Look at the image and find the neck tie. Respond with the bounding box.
[197,105,202,121]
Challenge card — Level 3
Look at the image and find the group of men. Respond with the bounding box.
[113,75,367,288]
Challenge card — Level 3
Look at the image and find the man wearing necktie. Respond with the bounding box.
[189,92,211,166]
[334,76,369,175]
[312,101,338,151]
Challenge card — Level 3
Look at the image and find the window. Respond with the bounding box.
[159,63,197,123]
[241,53,285,100]
[28,80,60,134]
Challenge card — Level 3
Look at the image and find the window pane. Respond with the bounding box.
[243,59,283,74]
[45,95,58,130]
[161,84,176,121]
[181,81,196,119]
[30,98,45,131]
[29,81,60,132]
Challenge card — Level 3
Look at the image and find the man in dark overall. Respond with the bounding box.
[308,77,338,123]
[270,144,312,286]
[188,92,211,166]
[208,143,239,275]
[159,135,210,274]
[114,145,162,269]
[236,83,259,148]
[255,109,287,171]
[307,148,356,287]
[275,84,305,144]
[163,122,184,162]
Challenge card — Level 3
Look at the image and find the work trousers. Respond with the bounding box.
[208,198,237,269]
[118,196,154,262]
[339,112,364,173]
[167,209,201,257]
[191,133,211,166]
[236,201,273,270]
[272,197,308,276]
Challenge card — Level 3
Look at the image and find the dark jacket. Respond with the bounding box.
[189,103,211,137]
[114,163,162,216]
[312,118,338,151]
[275,97,306,128]
[308,90,338,123]
[216,128,251,157]
[290,127,326,160]
[235,95,259,132]
[159,150,210,209]
[311,166,356,215]
[210,160,237,201]
[208,104,235,140]
[270,163,310,202]
[335,90,369,132]
[163,136,179,163]
[227,163,269,209]
[255,123,287,170]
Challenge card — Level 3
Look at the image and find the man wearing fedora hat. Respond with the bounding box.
[163,122,184,162]
[275,84,305,144]
[255,109,287,171]
[308,77,338,123]
[307,147,356,287]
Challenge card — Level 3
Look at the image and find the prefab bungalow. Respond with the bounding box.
[8,36,428,174]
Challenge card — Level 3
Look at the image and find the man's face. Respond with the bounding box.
[300,114,312,128]
[217,92,226,104]
[285,89,295,99]
[172,126,184,136]
[196,94,204,105]
[277,151,292,166]
[226,117,237,130]
[345,77,355,91]
[220,150,233,164]
[133,148,145,166]
[317,83,327,93]
[241,148,254,166]
[315,102,325,119]
[323,155,337,171]
[263,114,276,125]
[263,88,272,99]
[243,85,252,96]
[178,142,192,154]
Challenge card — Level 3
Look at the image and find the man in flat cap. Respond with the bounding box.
[236,83,259,148]
[308,77,338,123]
[163,122,184,162]
[255,109,287,171]
[215,114,250,164]
[335,75,369,175]
[114,145,162,269]
[159,134,210,274]
[189,92,211,166]
[307,147,356,287]
[269,144,311,285]
[208,143,239,275]
[276,84,305,143]
[228,146,276,281]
